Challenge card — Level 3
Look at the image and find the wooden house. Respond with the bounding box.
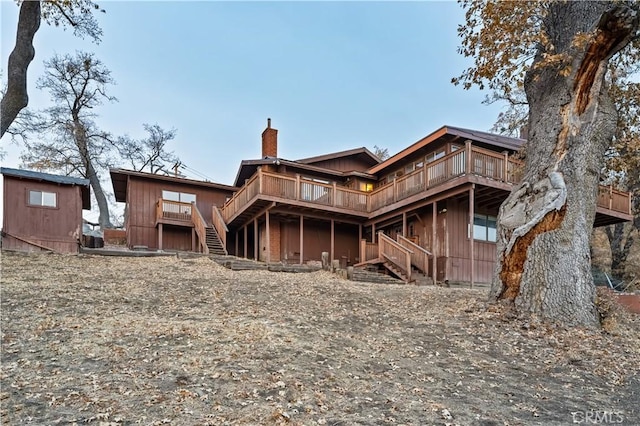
[111,121,633,285]
[109,169,237,253]
[1,167,91,253]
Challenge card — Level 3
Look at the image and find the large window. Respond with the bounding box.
[473,213,497,242]
[162,190,196,215]
[162,190,196,204]
[29,190,57,207]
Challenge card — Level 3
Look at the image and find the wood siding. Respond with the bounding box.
[306,157,376,173]
[2,177,83,253]
[126,176,233,250]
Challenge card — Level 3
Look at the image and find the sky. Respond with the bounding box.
[0,0,505,224]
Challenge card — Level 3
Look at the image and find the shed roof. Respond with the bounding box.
[1,167,91,209]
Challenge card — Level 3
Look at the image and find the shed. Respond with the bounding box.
[1,167,91,253]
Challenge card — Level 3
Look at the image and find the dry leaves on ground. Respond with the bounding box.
[1,251,639,425]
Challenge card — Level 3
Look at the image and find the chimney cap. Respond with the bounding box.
[267,118,271,128]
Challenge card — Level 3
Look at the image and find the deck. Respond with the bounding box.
[220,144,632,227]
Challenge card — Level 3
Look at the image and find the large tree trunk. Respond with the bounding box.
[1,1,41,138]
[490,3,638,326]
[72,116,113,229]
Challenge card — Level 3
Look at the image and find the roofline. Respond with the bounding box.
[110,168,239,192]
[1,167,91,209]
[1,167,90,187]
[296,147,381,165]
[367,125,525,175]
[233,158,377,187]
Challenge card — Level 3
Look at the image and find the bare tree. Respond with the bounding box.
[372,145,390,161]
[118,124,179,174]
[21,51,116,228]
[1,0,104,138]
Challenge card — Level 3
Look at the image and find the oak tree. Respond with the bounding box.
[1,0,104,138]
[455,1,640,326]
[21,51,116,228]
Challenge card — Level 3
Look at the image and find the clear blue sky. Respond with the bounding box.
[1,0,504,222]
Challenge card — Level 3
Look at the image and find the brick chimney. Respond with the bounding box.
[262,118,278,158]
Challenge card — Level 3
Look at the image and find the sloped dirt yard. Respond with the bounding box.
[1,251,639,425]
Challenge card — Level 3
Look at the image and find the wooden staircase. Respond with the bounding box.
[205,226,227,255]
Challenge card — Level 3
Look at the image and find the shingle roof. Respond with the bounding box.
[1,167,90,186]
[1,167,91,209]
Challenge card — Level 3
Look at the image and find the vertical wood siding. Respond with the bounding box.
[2,177,83,253]
[125,176,232,250]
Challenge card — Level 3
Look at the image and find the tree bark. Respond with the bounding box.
[490,3,638,326]
[1,1,41,138]
[72,115,113,229]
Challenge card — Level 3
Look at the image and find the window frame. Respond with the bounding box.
[472,213,497,242]
[27,189,58,209]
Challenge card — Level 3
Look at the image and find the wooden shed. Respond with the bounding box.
[1,167,91,253]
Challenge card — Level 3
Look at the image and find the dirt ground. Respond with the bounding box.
[1,251,639,426]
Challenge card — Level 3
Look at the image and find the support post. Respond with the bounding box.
[254,218,258,260]
[432,202,437,283]
[192,228,196,252]
[266,210,271,264]
[158,223,163,251]
[502,150,509,182]
[300,214,304,265]
[402,212,407,238]
[469,184,475,289]
[372,223,376,243]
[235,230,239,257]
[358,224,362,263]
[330,219,335,262]
[244,226,248,258]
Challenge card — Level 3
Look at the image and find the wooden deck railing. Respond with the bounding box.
[378,232,412,282]
[598,185,632,214]
[220,148,631,222]
[397,235,431,275]
[360,240,379,262]
[212,206,228,252]
[157,198,192,222]
[191,202,209,254]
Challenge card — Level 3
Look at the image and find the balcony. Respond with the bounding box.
[220,145,632,226]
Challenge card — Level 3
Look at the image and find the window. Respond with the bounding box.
[359,182,374,192]
[473,213,497,242]
[426,150,445,163]
[162,190,196,204]
[29,190,57,207]
[162,190,196,215]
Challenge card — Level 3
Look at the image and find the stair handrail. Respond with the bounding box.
[397,235,432,275]
[211,205,228,252]
[378,231,412,282]
[191,202,209,254]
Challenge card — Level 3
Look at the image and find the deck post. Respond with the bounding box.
[609,185,613,210]
[469,184,475,289]
[465,140,472,175]
[502,151,509,181]
[358,224,362,262]
[235,230,239,257]
[330,219,335,263]
[158,223,163,251]
[253,218,258,260]
[300,214,304,265]
[192,228,196,252]
[372,223,376,243]
[244,226,248,258]
[402,212,407,237]
[266,210,271,264]
[332,182,337,206]
[432,202,437,283]
[295,174,301,200]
